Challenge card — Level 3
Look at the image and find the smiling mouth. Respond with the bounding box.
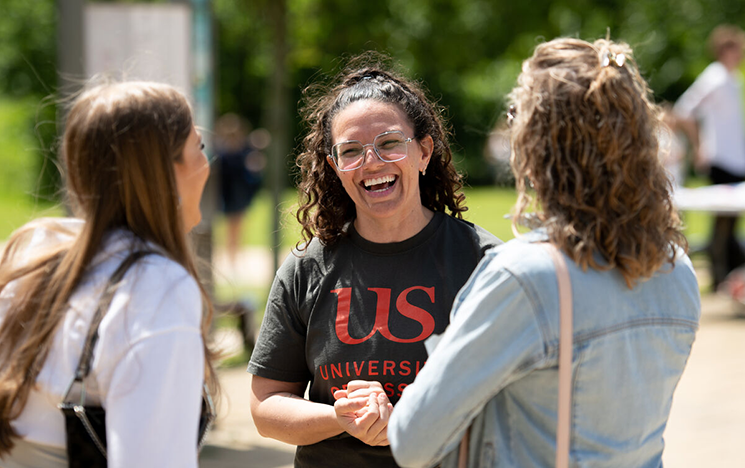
[362,175,397,192]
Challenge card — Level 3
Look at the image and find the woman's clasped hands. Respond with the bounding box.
[333,380,393,446]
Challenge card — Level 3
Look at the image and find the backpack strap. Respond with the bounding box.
[65,250,156,394]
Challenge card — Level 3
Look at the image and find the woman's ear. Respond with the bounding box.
[418,135,434,171]
[327,155,339,174]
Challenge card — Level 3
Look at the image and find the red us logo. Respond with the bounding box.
[331,286,436,344]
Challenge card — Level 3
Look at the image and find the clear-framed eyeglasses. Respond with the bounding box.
[329,130,414,172]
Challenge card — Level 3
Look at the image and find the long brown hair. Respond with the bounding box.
[508,38,687,287]
[0,82,218,453]
[296,53,466,247]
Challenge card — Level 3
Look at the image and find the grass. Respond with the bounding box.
[212,189,301,248]
[0,97,38,195]
[0,97,63,238]
[461,186,519,242]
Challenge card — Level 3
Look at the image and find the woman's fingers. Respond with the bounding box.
[334,396,368,417]
[353,393,392,446]
[335,385,394,446]
[341,380,387,400]
[346,380,384,394]
[346,387,382,400]
[366,393,392,446]
[337,395,379,438]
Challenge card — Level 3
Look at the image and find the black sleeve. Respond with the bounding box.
[474,223,502,257]
[247,256,312,383]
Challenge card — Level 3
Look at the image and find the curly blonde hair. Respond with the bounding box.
[296,53,466,247]
[508,38,687,287]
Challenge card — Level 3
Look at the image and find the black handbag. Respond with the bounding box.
[58,251,215,468]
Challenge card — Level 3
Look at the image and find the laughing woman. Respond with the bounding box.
[247,56,500,467]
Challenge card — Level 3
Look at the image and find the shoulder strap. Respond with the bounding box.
[542,243,573,468]
[73,250,156,381]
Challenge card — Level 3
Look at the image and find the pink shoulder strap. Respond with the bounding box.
[543,243,573,468]
[457,243,574,468]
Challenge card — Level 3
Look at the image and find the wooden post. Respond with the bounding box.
[266,0,290,274]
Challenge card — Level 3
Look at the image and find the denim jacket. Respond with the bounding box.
[389,232,700,468]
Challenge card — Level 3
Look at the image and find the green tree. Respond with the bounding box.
[3,0,745,195]
[0,0,56,97]
[214,0,745,185]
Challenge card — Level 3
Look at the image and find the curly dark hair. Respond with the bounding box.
[508,38,688,287]
[295,53,466,247]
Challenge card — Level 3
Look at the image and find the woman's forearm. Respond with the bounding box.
[250,380,345,445]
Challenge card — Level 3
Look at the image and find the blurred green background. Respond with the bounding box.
[0,0,740,294]
[3,0,745,188]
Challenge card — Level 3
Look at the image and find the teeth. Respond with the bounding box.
[364,175,395,187]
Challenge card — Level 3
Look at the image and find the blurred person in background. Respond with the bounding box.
[389,38,700,468]
[247,55,499,467]
[214,113,266,275]
[674,24,745,289]
[0,82,218,468]
[658,102,688,188]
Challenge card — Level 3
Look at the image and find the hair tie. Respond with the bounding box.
[601,51,626,68]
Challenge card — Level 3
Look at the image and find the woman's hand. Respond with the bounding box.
[333,380,393,446]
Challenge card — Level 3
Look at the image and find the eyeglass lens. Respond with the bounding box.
[332,131,409,171]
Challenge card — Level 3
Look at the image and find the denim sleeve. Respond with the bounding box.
[389,258,546,468]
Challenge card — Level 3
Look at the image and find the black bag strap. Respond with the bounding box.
[73,250,156,382]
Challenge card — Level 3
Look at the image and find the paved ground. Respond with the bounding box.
[199,249,745,467]
[199,368,295,468]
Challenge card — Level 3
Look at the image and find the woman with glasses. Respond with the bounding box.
[248,55,499,467]
[0,81,217,467]
[388,38,700,468]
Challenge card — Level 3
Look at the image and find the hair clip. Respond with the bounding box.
[506,105,517,127]
[601,51,626,68]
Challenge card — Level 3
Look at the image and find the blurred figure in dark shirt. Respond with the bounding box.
[214,113,267,273]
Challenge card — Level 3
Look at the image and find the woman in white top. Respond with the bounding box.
[0,81,217,467]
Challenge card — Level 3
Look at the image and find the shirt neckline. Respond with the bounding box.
[347,211,445,255]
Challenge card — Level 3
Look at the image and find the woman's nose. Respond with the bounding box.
[363,145,383,167]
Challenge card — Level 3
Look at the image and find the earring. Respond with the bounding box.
[421,168,427,176]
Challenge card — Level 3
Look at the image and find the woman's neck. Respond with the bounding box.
[353,206,434,244]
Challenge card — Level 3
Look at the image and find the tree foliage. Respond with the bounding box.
[2,0,744,191]
[0,0,56,97]
[214,0,745,184]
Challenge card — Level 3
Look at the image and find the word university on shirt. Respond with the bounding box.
[322,285,437,398]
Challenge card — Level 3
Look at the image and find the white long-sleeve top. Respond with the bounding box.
[1,219,205,468]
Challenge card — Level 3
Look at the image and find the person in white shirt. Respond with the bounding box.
[0,82,217,468]
[674,24,745,289]
[658,103,688,188]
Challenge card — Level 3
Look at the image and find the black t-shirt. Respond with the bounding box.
[248,212,500,467]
